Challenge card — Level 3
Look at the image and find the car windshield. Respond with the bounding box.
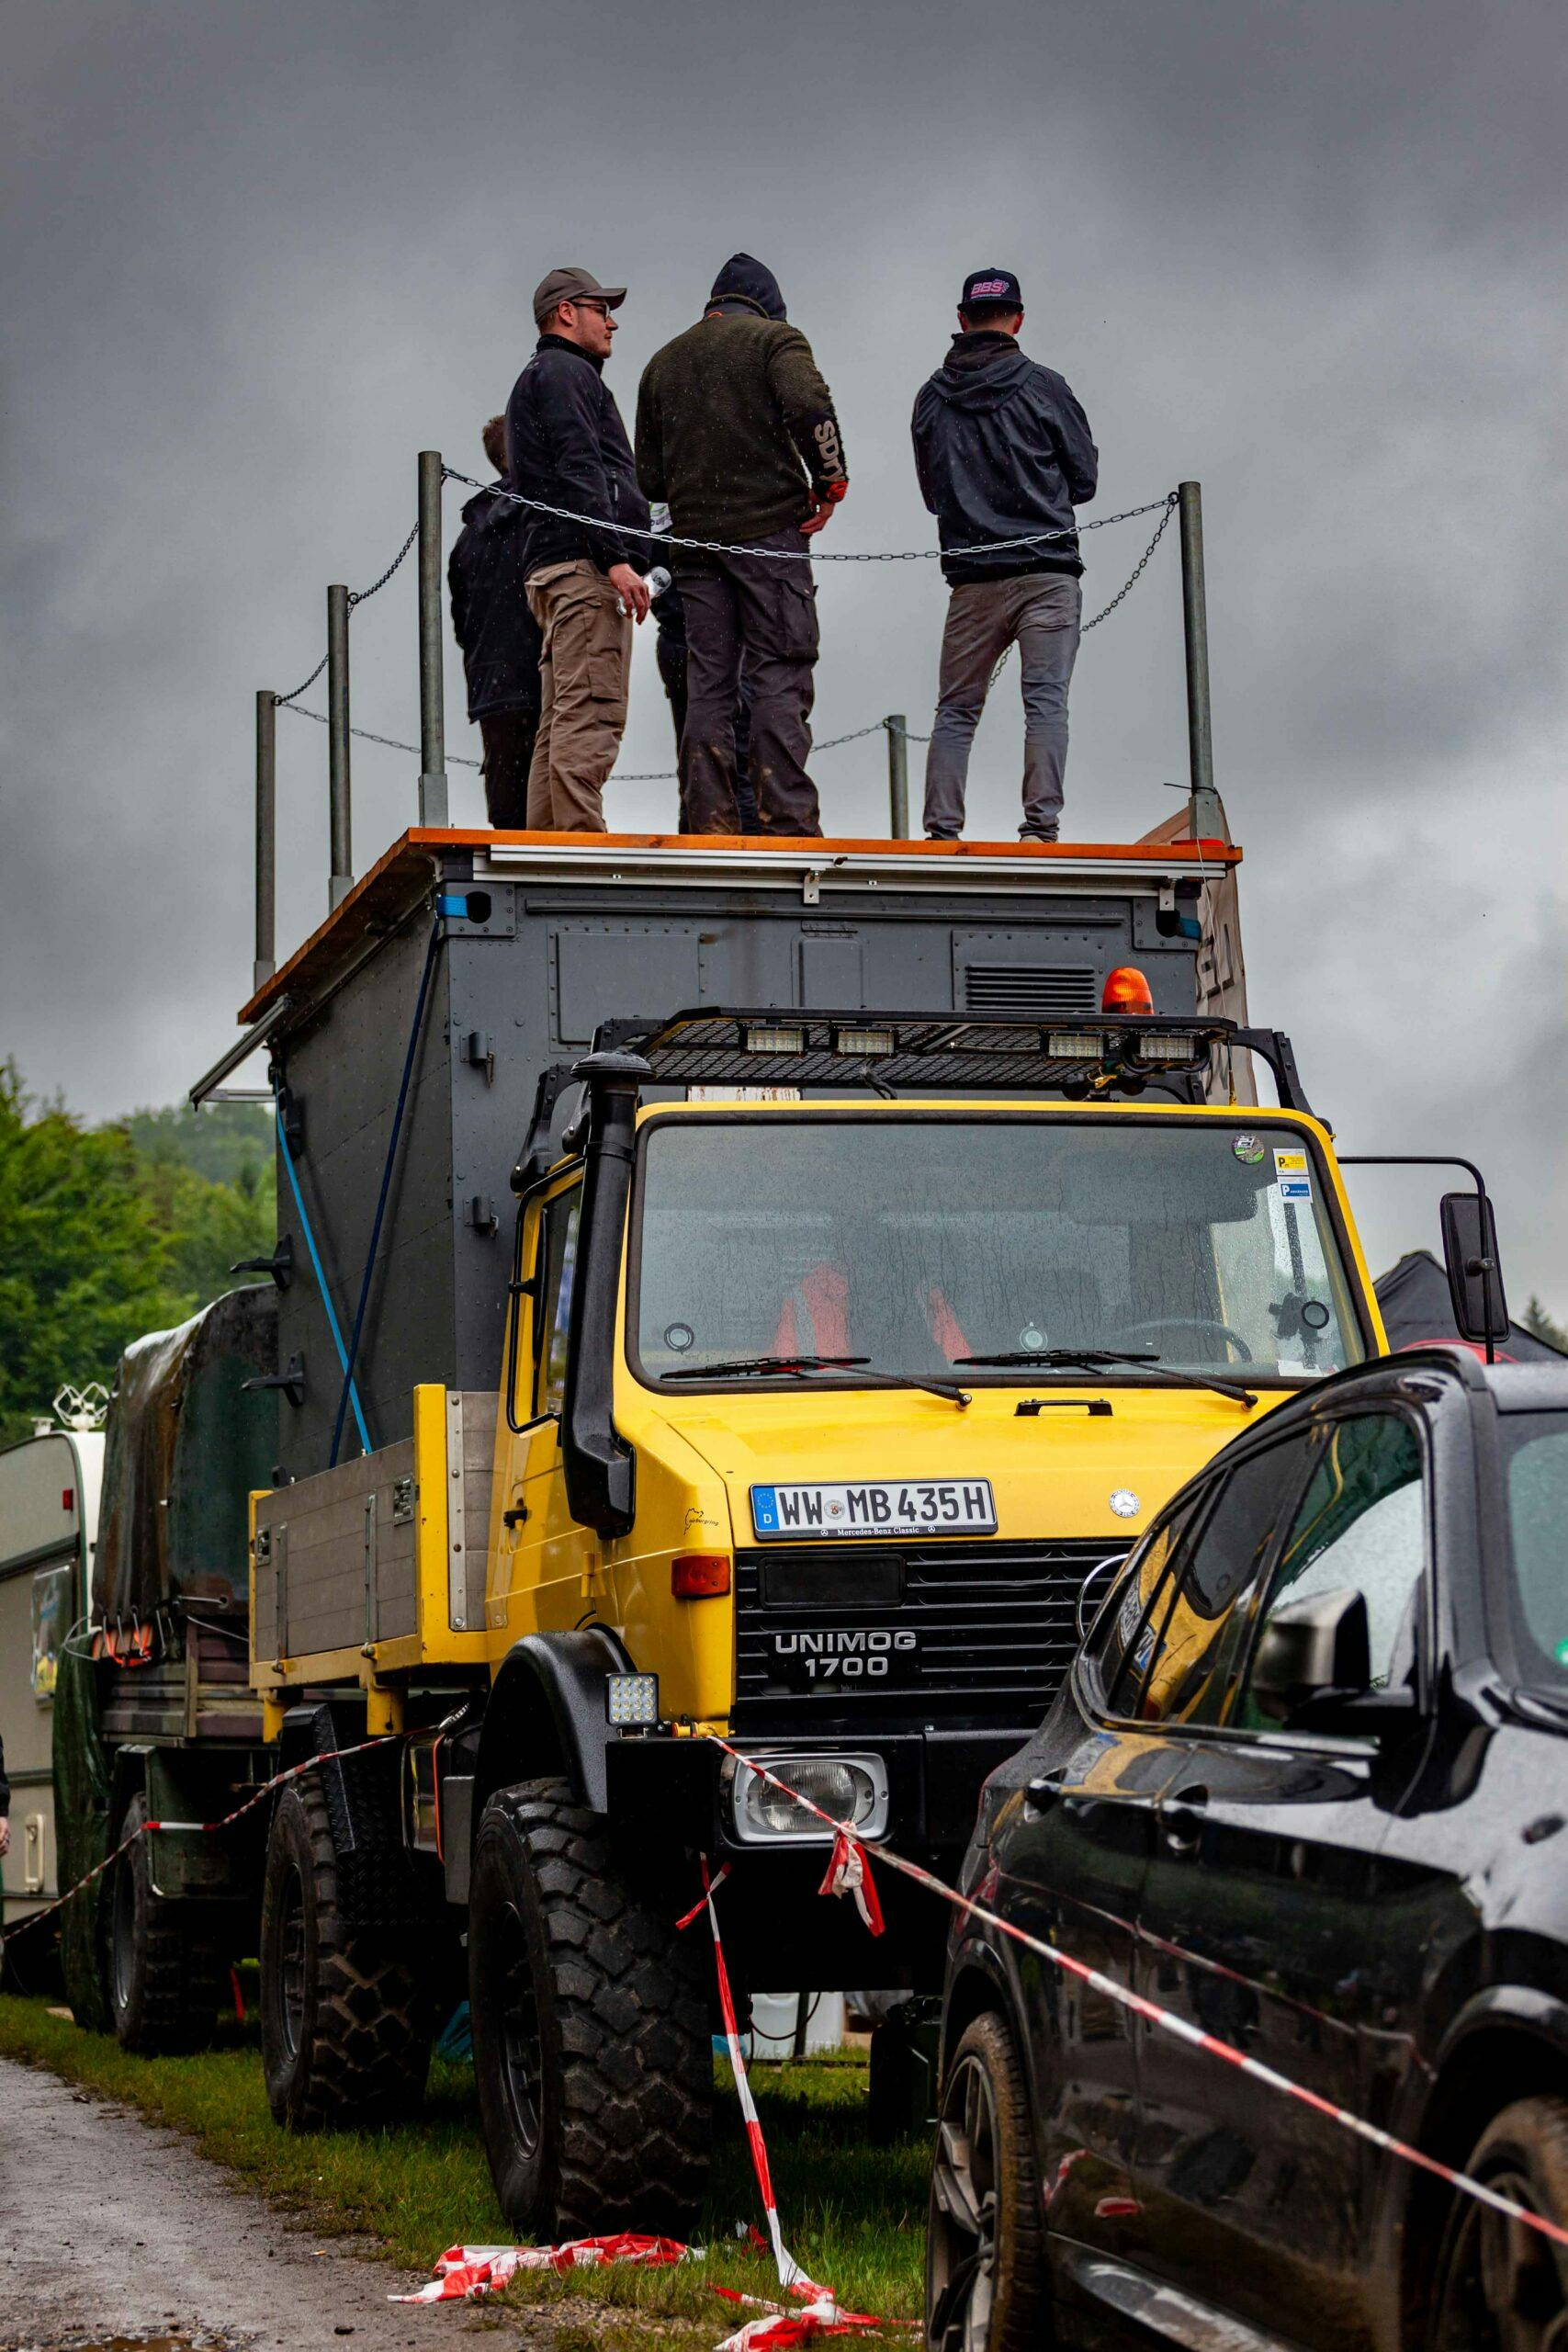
[631,1114,1366,1385]
[1501,1411,1568,1686]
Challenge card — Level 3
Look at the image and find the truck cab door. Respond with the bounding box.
[491,1176,595,1634]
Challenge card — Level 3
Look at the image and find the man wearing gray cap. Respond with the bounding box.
[504,267,652,831]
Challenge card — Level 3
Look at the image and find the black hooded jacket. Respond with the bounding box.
[505,334,652,581]
[911,332,1097,585]
[447,481,543,721]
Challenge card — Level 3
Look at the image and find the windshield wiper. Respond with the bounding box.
[662,1353,970,1408]
[664,1353,870,1379]
[953,1347,1257,1408]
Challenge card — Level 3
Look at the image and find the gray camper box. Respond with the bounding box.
[230,826,1250,1482]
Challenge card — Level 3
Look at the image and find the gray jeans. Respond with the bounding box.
[922,571,1082,838]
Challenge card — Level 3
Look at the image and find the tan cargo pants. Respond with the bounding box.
[524,560,633,832]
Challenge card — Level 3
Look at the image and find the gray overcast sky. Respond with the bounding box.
[3,0,1564,1302]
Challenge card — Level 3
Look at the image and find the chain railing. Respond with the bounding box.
[252,460,1214,991]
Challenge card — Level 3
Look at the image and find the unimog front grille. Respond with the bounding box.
[731,1539,1123,1733]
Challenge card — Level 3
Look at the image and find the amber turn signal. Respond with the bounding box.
[671,1554,731,1598]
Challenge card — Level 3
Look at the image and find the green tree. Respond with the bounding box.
[0,1065,187,1444]
[1523,1296,1568,1353]
[130,1151,274,1306]
[123,1101,275,1202]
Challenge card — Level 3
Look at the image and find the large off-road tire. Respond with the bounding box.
[927,2012,1052,2352]
[259,1772,432,2131]
[106,1791,225,2055]
[1427,2095,1568,2348]
[468,1777,712,2240]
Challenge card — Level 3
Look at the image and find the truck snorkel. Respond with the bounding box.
[560,1049,652,1536]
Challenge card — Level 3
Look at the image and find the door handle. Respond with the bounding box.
[1023,1770,1067,1818]
[1161,1785,1209,1855]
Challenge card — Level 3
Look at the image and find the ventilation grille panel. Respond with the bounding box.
[963,964,1098,1016]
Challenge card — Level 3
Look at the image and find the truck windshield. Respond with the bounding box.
[631,1114,1367,1386]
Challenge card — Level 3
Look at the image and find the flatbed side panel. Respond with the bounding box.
[253,1389,495,1688]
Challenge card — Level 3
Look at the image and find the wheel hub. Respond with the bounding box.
[928,2051,1000,2352]
[497,1899,544,2158]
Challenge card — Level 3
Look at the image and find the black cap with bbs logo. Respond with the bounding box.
[960,267,1023,312]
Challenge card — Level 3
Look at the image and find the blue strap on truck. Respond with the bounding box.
[327,907,446,1465]
[273,1089,373,1457]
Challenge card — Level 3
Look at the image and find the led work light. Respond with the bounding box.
[605,1672,660,1726]
[832,1025,896,1057]
[728,1752,889,1846]
[743,1023,806,1055]
[1046,1030,1106,1059]
[1134,1032,1204,1066]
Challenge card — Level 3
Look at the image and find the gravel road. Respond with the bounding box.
[0,2056,482,2352]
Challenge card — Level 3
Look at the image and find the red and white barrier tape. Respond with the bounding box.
[686,1855,817,2296]
[705,1734,1568,2257]
[391,2234,693,2303]
[3,1733,400,1942]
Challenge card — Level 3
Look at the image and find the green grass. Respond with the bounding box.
[0,1994,928,2340]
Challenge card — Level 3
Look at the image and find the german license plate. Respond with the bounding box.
[750,1478,998,1541]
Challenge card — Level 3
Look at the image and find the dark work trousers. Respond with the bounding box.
[673,527,821,835]
[478,706,540,829]
[656,628,759,831]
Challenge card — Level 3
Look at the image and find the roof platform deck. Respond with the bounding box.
[238,828,1241,1029]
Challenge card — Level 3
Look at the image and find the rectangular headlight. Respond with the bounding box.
[605,1671,660,1726]
[744,1023,806,1055]
[1134,1031,1203,1066]
[1046,1030,1107,1059]
[728,1752,889,1846]
[833,1026,895,1057]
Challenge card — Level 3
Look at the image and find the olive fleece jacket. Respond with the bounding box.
[636,308,848,546]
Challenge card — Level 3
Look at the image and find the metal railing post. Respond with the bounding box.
[1178,481,1220,839]
[254,690,276,989]
[327,583,353,907]
[417,450,449,826]
[886,715,909,839]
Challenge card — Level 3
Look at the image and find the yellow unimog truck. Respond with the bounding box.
[69,821,1516,2245]
[169,822,1402,2244]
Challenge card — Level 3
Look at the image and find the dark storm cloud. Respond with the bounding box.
[2,0,1563,1298]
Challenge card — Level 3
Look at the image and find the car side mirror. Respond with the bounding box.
[1439,1190,1509,1346]
[1251,1588,1371,1724]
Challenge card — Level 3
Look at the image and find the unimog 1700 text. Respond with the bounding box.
[56,820,1509,2245]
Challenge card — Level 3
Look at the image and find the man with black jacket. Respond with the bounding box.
[911,269,1098,841]
[448,415,542,829]
[637,254,848,836]
[505,266,652,832]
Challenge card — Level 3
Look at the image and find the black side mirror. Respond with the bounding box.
[1251,1588,1370,1724]
[1439,1191,1509,1347]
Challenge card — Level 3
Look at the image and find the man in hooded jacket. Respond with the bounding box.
[911,269,1098,842]
[637,254,848,836]
[447,415,543,828]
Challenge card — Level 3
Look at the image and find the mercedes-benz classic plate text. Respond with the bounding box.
[750,1478,998,1541]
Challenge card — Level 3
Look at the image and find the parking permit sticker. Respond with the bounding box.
[1232,1133,1266,1163]
[1274,1147,1314,1204]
